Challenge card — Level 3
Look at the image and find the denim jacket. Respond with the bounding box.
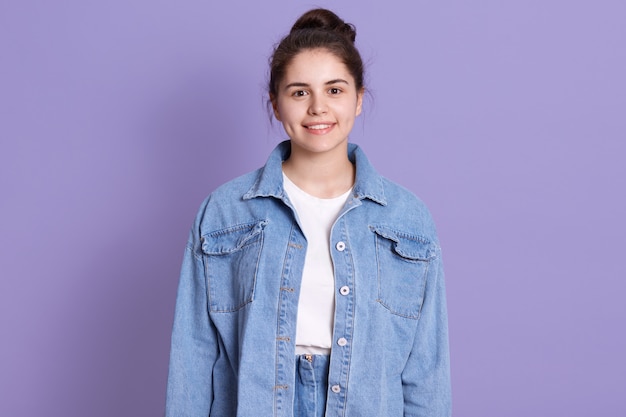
[166,141,451,417]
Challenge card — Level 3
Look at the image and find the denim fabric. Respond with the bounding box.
[294,355,330,417]
[166,140,451,417]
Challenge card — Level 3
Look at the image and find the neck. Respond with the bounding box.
[282,145,354,199]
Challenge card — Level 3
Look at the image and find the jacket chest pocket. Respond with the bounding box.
[201,220,267,312]
[370,225,437,319]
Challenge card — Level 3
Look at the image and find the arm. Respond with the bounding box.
[402,249,452,417]
[165,228,218,416]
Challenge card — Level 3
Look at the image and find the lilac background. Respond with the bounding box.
[1,0,624,416]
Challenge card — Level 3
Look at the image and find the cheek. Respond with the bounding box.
[277,103,300,123]
[342,102,361,120]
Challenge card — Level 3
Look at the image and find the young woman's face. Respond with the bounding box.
[272,48,364,158]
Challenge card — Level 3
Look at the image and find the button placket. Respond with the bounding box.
[327,218,353,412]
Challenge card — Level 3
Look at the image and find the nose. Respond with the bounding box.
[308,95,328,116]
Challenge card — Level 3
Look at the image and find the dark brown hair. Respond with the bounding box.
[268,8,365,100]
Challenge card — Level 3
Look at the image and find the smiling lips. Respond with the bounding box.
[304,123,335,134]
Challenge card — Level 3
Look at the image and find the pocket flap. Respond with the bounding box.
[202,220,267,255]
[370,225,436,261]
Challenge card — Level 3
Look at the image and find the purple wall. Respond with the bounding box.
[1,1,624,416]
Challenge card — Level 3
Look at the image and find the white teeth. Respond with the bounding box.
[307,124,331,130]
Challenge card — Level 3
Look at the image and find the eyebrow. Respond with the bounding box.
[284,79,350,90]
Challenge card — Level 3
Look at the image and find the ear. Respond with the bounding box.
[355,88,365,116]
[270,94,282,121]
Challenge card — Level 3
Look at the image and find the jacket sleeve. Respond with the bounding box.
[166,217,218,416]
[401,247,452,417]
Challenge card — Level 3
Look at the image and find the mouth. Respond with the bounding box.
[304,123,335,133]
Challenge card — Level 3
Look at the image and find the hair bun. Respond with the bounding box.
[290,8,356,43]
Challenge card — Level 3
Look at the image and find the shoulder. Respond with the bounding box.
[191,168,265,231]
[377,176,439,242]
[381,176,429,209]
[350,143,438,240]
[207,168,263,202]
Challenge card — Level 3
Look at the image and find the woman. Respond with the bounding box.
[166,8,451,417]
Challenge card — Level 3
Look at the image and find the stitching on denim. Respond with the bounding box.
[205,219,268,237]
[369,224,432,244]
[205,228,264,313]
[373,232,423,320]
[369,224,436,261]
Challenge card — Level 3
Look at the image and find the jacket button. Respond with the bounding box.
[335,241,346,251]
[331,384,341,393]
[337,337,348,347]
[339,286,350,295]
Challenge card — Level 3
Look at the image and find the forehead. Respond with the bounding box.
[282,48,353,84]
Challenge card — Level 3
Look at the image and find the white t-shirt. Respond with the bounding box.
[282,173,352,355]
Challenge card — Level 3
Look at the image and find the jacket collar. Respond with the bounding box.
[243,140,387,206]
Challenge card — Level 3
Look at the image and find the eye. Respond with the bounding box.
[328,87,342,95]
[291,90,308,97]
